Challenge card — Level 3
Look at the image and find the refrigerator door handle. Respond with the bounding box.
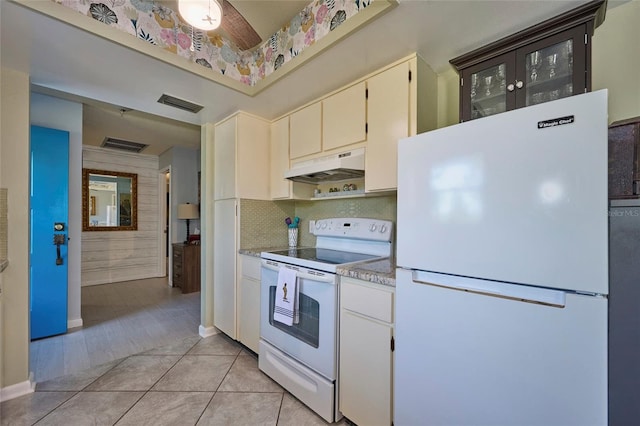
[411,270,566,307]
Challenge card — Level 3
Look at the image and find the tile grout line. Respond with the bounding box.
[111,390,147,426]
[192,341,243,425]
[31,353,130,425]
[275,392,286,426]
[110,337,204,425]
[77,357,128,392]
[26,333,291,426]
[30,391,81,426]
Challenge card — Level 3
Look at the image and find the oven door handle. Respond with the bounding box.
[261,261,335,284]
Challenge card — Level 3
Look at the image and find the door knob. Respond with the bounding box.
[53,234,65,266]
[515,80,524,89]
[507,83,515,92]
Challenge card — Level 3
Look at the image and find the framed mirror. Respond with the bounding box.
[82,168,137,231]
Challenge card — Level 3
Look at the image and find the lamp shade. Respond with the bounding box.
[177,203,199,220]
[178,0,222,31]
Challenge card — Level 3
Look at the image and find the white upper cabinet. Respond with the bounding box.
[214,112,270,200]
[290,102,322,160]
[214,116,236,200]
[270,117,315,200]
[270,116,290,199]
[322,82,367,152]
[366,61,410,193]
[278,53,437,193]
[366,56,437,192]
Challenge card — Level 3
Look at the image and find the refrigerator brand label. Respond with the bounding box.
[538,115,574,129]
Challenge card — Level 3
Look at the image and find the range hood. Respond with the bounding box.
[284,148,365,184]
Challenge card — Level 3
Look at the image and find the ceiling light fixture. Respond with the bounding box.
[178,0,223,31]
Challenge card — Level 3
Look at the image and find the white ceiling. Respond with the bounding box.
[0,0,625,156]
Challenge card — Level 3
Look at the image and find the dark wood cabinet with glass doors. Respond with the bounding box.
[451,0,606,122]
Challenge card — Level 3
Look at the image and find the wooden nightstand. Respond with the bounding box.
[172,243,201,294]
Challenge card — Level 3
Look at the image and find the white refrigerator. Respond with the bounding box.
[394,90,609,425]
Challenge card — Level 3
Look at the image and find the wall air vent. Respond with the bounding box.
[157,94,204,113]
[101,137,148,153]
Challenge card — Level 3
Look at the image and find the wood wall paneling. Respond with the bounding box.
[82,147,160,286]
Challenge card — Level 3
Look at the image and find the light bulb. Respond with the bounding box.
[178,0,222,31]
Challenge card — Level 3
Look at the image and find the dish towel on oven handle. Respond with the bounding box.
[274,267,298,326]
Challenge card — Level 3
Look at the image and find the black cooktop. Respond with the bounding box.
[268,247,379,265]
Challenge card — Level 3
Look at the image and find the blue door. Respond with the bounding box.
[30,125,69,340]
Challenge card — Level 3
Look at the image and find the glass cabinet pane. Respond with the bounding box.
[469,63,507,120]
[525,39,574,106]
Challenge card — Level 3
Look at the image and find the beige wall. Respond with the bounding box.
[0,67,31,389]
[200,123,215,334]
[592,0,640,123]
[435,0,640,127]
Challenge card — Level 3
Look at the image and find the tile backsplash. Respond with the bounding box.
[239,195,397,250]
[240,199,295,249]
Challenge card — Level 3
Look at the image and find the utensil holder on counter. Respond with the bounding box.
[288,228,298,248]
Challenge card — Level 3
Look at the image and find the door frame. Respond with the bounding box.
[29,125,69,339]
[158,166,171,283]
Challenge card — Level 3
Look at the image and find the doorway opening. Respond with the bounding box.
[160,166,172,282]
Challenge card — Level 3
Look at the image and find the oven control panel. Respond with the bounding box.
[312,218,393,242]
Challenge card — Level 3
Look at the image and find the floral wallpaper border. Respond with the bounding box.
[54,0,373,87]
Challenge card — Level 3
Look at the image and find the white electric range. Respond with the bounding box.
[259,217,393,423]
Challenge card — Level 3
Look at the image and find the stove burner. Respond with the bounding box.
[267,247,380,265]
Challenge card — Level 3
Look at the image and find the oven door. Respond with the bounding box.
[260,259,338,380]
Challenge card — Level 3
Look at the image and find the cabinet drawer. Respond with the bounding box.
[173,246,184,267]
[241,255,262,280]
[341,278,394,323]
[173,271,183,286]
[173,256,183,268]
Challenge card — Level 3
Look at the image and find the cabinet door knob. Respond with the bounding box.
[515,80,524,89]
[507,83,515,92]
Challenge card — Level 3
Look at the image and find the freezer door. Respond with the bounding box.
[394,268,607,426]
[397,90,608,295]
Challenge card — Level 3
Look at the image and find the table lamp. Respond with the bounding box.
[177,203,199,243]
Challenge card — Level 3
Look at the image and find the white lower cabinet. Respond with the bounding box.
[238,255,261,353]
[213,199,237,339]
[339,277,395,426]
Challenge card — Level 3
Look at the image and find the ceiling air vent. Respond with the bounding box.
[101,137,148,153]
[157,94,204,113]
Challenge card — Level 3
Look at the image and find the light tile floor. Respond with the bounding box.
[30,277,201,383]
[2,333,347,426]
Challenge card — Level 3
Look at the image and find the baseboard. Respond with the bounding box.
[199,325,218,338]
[81,273,158,287]
[0,374,35,402]
[68,318,83,329]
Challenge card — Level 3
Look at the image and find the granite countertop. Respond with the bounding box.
[336,258,396,287]
[238,247,286,258]
[238,248,396,287]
